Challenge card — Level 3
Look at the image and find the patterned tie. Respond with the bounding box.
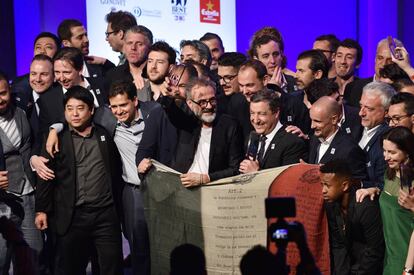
[256,135,267,165]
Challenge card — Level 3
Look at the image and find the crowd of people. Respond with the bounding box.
[0,9,413,275]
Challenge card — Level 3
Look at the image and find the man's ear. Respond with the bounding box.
[62,40,72,47]
[91,107,95,115]
[314,70,323,80]
[342,179,350,192]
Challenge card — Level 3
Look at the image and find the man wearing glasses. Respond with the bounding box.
[313,34,340,79]
[387,92,414,133]
[155,78,243,186]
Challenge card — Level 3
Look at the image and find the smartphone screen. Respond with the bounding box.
[388,36,403,60]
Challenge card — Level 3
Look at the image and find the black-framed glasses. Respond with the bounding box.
[105,31,117,38]
[385,114,413,124]
[190,97,217,108]
[218,74,237,84]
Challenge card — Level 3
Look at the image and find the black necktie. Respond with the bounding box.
[257,135,267,165]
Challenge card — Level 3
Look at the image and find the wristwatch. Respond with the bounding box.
[403,267,414,274]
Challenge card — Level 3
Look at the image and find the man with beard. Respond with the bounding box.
[142,41,176,101]
[58,19,115,78]
[0,72,43,274]
[105,25,153,101]
[200,32,225,72]
[332,39,363,97]
[156,78,243,186]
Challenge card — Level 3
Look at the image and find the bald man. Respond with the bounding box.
[309,96,367,180]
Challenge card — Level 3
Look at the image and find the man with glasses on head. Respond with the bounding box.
[140,77,243,186]
[387,92,414,133]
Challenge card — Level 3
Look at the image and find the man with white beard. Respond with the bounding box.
[158,77,243,186]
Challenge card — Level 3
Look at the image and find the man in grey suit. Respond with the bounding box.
[0,72,42,274]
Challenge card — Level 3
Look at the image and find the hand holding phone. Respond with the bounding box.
[388,36,403,60]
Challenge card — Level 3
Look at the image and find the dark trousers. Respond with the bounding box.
[122,184,150,275]
[58,205,122,275]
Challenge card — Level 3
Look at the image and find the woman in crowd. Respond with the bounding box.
[380,126,414,275]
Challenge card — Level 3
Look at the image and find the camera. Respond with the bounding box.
[265,197,300,243]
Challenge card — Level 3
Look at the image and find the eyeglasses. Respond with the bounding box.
[218,74,238,84]
[385,114,413,125]
[105,31,117,38]
[190,97,217,108]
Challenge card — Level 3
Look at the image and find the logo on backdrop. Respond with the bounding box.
[133,6,162,18]
[200,0,220,24]
[100,0,126,6]
[171,0,187,22]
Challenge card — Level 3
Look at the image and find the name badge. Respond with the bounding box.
[100,136,106,142]
[271,144,275,150]
[330,148,336,155]
[346,127,351,134]
[96,89,101,95]
[287,116,292,122]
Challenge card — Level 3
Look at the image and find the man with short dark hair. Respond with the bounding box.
[35,86,124,275]
[58,19,115,78]
[387,92,414,133]
[105,10,137,65]
[313,34,340,78]
[217,52,246,97]
[239,91,307,173]
[180,40,212,68]
[250,35,296,94]
[282,49,329,135]
[320,159,384,275]
[105,25,154,101]
[333,39,363,97]
[200,32,225,71]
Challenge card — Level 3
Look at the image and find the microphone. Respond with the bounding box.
[246,131,260,160]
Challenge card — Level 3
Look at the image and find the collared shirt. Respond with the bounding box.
[114,109,145,185]
[32,91,40,115]
[259,121,283,154]
[358,124,381,150]
[71,126,113,207]
[62,78,99,108]
[188,127,212,174]
[0,115,33,196]
[82,60,90,78]
[318,129,339,163]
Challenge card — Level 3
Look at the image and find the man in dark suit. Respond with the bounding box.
[105,25,153,102]
[158,77,243,185]
[308,96,366,180]
[320,159,384,275]
[35,86,124,275]
[358,82,395,191]
[239,91,307,173]
[38,47,108,143]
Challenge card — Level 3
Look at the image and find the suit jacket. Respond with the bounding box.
[361,123,389,189]
[309,130,367,180]
[85,59,115,78]
[105,62,151,102]
[280,91,312,135]
[226,92,253,142]
[343,77,373,108]
[258,125,308,169]
[38,79,108,136]
[160,97,243,181]
[135,103,177,166]
[340,104,363,142]
[35,125,124,235]
[325,192,384,275]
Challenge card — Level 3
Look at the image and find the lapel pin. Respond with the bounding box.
[346,127,351,134]
[330,148,336,154]
[100,136,106,142]
[366,161,371,167]
[96,89,101,94]
[287,116,292,122]
[271,144,275,150]
[93,74,98,78]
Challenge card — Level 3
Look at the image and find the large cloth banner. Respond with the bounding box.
[142,161,329,274]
